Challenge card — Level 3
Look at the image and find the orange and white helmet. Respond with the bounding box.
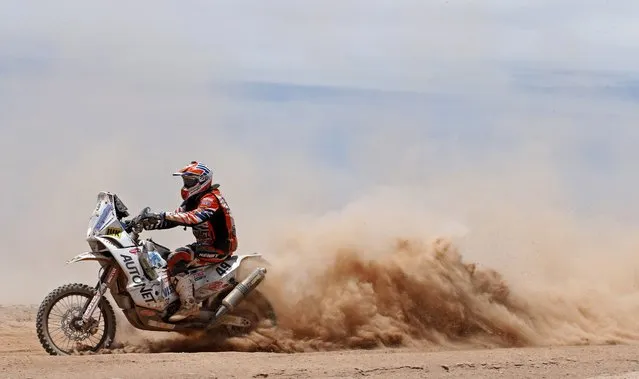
[172,161,213,201]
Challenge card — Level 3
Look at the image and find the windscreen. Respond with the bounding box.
[86,193,116,238]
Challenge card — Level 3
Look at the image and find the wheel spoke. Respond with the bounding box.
[38,286,114,355]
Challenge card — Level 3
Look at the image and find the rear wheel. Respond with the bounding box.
[201,289,277,338]
[36,283,117,355]
[223,289,278,337]
[215,257,278,337]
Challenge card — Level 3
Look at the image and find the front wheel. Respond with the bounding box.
[36,283,117,355]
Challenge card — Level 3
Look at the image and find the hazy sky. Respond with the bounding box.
[2,1,639,303]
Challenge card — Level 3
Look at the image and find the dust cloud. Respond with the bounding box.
[109,237,639,354]
[108,180,639,354]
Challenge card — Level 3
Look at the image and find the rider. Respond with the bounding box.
[139,161,238,322]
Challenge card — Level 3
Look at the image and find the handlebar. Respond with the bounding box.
[123,206,152,239]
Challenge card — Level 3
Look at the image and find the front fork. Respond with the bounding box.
[80,265,118,326]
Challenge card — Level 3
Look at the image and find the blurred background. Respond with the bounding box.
[2,1,639,303]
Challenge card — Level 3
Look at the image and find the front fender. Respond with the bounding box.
[67,251,113,264]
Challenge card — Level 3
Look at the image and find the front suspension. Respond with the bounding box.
[80,265,118,325]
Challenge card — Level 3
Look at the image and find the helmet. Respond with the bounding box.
[172,161,213,201]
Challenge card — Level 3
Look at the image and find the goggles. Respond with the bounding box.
[181,174,199,188]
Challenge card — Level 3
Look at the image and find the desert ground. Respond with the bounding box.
[2,305,639,379]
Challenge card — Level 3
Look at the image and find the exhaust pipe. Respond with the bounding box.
[214,267,267,319]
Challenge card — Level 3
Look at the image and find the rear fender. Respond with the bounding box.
[231,252,272,280]
[235,252,267,266]
[67,251,112,264]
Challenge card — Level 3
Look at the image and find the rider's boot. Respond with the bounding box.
[168,273,199,322]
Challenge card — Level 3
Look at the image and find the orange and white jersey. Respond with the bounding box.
[162,185,238,256]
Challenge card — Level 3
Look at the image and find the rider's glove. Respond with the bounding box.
[140,212,166,230]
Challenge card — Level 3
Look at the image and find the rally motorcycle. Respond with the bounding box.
[35,191,277,356]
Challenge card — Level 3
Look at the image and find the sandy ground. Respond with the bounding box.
[2,305,639,379]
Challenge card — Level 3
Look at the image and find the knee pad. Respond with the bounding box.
[167,248,194,276]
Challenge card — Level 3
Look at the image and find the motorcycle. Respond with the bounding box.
[35,191,277,356]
